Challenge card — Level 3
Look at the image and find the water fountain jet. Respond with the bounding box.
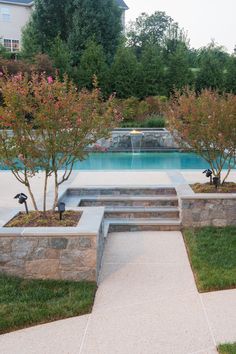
[130,130,144,154]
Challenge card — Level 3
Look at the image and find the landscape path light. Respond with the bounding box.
[58,202,66,221]
[14,193,29,214]
[213,177,220,189]
[203,169,213,184]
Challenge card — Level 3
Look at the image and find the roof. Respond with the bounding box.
[116,0,129,10]
[0,0,128,9]
[0,0,33,5]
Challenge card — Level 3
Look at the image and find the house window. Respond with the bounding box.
[12,40,19,52]
[4,39,19,52]
[1,7,10,22]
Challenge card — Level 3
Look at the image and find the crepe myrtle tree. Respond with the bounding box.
[167,89,236,184]
[0,73,121,212]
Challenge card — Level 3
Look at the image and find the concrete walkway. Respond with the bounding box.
[1,230,235,354]
[0,171,236,353]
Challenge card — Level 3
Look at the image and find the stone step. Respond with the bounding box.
[79,196,179,207]
[104,218,182,234]
[104,207,179,219]
[66,187,177,197]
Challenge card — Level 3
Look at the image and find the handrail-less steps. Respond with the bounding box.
[60,187,181,234]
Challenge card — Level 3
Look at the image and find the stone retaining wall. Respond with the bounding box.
[0,234,99,281]
[181,196,236,227]
[0,207,105,282]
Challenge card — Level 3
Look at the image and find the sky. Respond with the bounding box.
[124,0,236,53]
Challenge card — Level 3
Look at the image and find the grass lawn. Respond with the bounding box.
[0,273,96,334]
[183,227,236,292]
[218,343,236,354]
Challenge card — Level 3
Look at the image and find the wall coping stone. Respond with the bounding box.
[181,193,236,200]
[0,207,105,238]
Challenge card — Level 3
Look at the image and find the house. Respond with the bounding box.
[0,0,128,52]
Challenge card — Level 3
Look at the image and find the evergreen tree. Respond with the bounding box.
[110,46,139,98]
[50,36,71,77]
[196,43,226,91]
[68,0,122,64]
[165,43,193,94]
[76,40,109,93]
[139,45,165,97]
[225,56,236,94]
[22,0,70,54]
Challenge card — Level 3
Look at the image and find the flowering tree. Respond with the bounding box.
[0,73,121,211]
[167,89,236,184]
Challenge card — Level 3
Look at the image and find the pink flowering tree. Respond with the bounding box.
[167,89,236,184]
[0,73,121,211]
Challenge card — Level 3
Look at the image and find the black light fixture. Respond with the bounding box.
[58,202,66,220]
[14,193,29,214]
[213,177,220,189]
[203,169,213,184]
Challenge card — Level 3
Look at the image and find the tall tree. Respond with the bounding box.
[68,0,122,64]
[139,45,165,97]
[22,0,70,54]
[110,46,139,98]
[196,42,227,91]
[22,0,122,64]
[75,40,109,93]
[165,43,193,94]
[225,56,236,94]
[127,11,173,51]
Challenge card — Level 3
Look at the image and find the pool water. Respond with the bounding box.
[72,152,225,170]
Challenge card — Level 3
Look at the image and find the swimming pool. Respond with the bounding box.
[0,152,231,171]
[72,152,228,170]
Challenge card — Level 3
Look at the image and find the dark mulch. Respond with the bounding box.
[5,211,81,227]
[191,182,236,193]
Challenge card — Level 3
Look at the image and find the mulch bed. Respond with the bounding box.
[191,182,236,193]
[5,210,81,227]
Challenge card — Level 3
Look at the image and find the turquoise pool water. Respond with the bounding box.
[0,152,231,171]
[72,152,223,170]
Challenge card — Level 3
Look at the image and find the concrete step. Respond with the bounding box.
[66,187,177,197]
[104,207,179,219]
[79,196,179,207]
[104,218,182,234]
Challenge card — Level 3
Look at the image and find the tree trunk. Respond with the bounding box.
[26,184,38,211]
[53,171,59,211]
[43,172,48,212]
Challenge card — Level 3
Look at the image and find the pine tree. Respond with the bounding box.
[75,40,109,94]
[110,46,139,98]
[139,45,165,97]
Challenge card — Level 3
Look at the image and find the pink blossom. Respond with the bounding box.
[47,76,54,84]
[0,72,3,77]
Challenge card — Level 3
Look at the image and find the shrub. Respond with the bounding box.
[145,116,165,128]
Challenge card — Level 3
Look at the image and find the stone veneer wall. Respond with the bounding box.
[181,197,236,227]
[96,129,179,151]
[0,232,102,282]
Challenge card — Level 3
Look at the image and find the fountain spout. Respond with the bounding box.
[130,130,144,154]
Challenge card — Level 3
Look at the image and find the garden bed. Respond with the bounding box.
[0,273,96,334]
[5,211,81,228]
[183,227,236,292]
[218,343,236,354]
[191,182,236,194]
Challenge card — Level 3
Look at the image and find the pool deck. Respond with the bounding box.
[0,170,236,354]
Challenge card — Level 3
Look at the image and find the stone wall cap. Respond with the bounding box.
[0,206,104,237]
[181,193,236,200]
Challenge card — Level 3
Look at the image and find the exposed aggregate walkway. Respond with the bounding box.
[0,171,235,353]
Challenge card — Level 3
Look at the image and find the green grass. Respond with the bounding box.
[218,343,236,354]
[183,227,236,292]
[0,273,96,334]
